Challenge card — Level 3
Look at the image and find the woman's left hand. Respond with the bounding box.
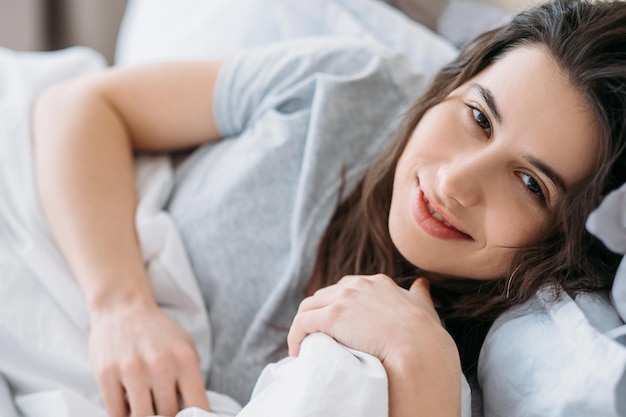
[288,274,442,363]
[288,275,463,417]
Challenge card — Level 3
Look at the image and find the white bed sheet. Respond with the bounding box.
[0,46,217,416]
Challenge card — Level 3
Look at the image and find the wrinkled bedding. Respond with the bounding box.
[2,0,625,415]
[0,44,472,416]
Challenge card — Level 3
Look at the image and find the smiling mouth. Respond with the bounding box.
[412,185,473,241]
[424,195,455,228]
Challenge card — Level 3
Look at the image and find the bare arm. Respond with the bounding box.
[33,61,224,417]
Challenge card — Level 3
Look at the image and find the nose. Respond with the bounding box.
[437,152,492,208]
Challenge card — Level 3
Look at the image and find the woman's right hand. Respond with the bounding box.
[88,300,210,417]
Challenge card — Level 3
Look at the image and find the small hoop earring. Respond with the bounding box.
[506,265,521,299]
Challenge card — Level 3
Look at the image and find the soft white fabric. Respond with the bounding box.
[115,0,457,74]
[437,0,511,47]
[0,46,107,409]
[242,333,388,417]
[479,288,626,417]
[0,374,19,417]
[185,333,472,417]
[0,46,217,416]
[587,181,626,322]
[245,333,471,417]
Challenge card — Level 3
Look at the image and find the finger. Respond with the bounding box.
[287,313,309,358]
[177,368,210,411]
[151,377,179,417]
[290,291,340,357]
[98,372,129,417]
[296,292,334,314]
[409,278,435,307]
[336,274,387,287]
[310,278,355,297]
[123,374,155,417]
[287,307,331,357]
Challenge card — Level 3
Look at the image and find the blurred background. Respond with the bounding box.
[0,0,537,65]
[0,0,127,63]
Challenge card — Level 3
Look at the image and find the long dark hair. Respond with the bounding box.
[317,0,626,370]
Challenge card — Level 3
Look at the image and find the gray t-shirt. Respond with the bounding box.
[168,38,426,404]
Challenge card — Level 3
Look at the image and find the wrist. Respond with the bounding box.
[84,265,157,315]
[383,333,462,417]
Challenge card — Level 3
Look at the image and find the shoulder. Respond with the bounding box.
[215,38,424,115]
[238,37,405,65]
[220,37,419,88]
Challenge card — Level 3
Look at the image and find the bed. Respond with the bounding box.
[0,0,625,416]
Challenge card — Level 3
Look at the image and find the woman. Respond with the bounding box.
[33,1,626,416]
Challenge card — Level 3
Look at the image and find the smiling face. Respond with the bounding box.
[388,46,599,280]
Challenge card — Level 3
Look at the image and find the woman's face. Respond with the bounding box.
[389,46,599,280]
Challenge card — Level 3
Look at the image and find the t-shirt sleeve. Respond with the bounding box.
[212,38,415,138]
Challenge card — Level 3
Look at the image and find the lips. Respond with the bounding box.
[424,195,455,228]
[411,185,472,240]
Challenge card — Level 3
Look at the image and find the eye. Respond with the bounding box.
[518,172,546,203]
[467,105,492,137]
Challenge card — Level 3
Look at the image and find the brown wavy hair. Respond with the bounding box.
[317,0,626,370]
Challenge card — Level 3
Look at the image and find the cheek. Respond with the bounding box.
[403,105,458,159]
[485,201,550,249]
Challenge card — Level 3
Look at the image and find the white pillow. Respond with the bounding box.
[114,0,457,76]
[478,288,626,417]
[0,373,18,417]
[587,181,626,322]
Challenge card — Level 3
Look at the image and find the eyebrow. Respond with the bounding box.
[472,83,503,124]
[524,155,568,194]
[470,83,567,195]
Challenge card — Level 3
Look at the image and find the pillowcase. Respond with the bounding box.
[114,0,458,76]
[587,181,626,323]
[0,373,18,417]
[0,47,217,416]
[478,288,626,417]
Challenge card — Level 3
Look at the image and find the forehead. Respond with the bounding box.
[461,46,599,188]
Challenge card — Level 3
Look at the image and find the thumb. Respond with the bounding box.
[409,278,434,307]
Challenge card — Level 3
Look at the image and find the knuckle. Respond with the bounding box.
[298,296,315,312]
[337,274,357,285]
[337,287,357,299]
[174,345,200,369]
[371,273,391,282]
[119,358,143,378]
[326,302,345,320]
[147,360,172,380]
[95,362,118,381]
